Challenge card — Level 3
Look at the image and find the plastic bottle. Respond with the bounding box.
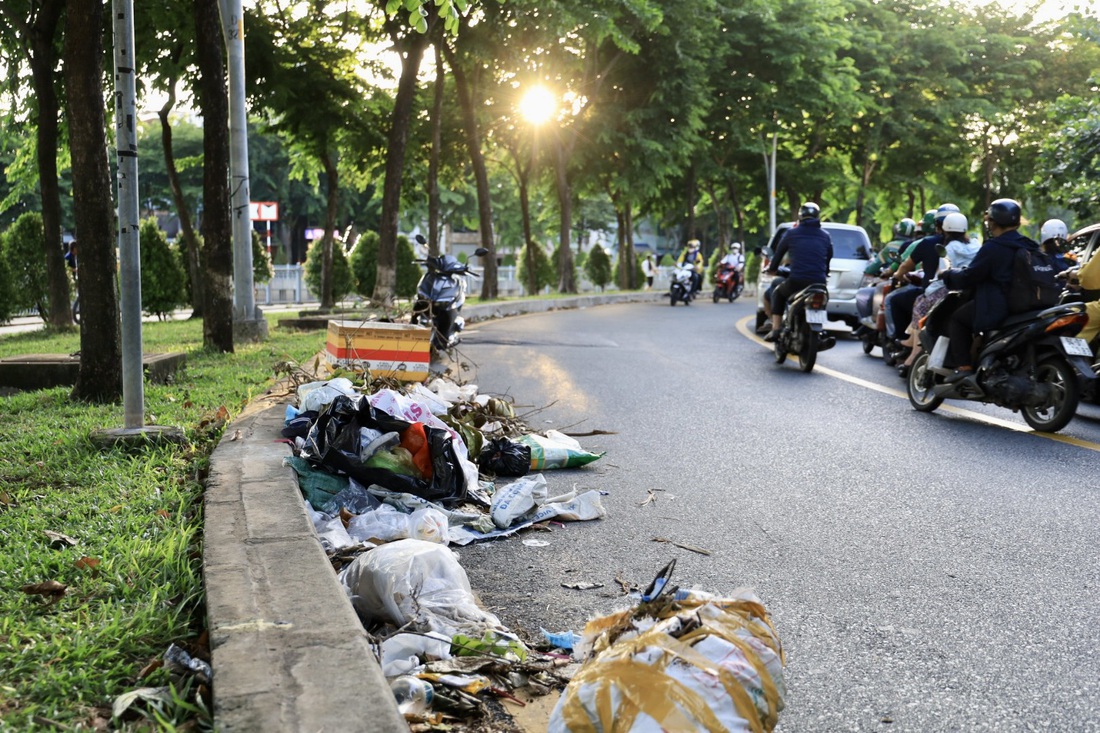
[389,676,434,715]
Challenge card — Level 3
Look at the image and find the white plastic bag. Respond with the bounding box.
[341,539,504,636]
[380,631,452,677]
[346,505,449,545]
[490,474,549,528]
[297,377,359,412]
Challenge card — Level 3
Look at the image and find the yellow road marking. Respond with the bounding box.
[736,315,1100,453]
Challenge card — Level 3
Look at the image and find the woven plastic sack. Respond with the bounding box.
[549,590,785,733]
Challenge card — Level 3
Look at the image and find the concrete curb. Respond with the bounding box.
[203,292,662,731]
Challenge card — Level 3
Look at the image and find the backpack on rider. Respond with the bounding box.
[1006,239,1060,314]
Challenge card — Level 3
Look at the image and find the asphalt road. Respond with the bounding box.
[454,297,1100,732]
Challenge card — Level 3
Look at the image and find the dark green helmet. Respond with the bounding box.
[921,210,937,233]
[896,218,917,238]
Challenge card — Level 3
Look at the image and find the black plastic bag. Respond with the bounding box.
[303,395,467,504]
[478,437,531,477]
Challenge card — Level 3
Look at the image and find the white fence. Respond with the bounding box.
[253,264,669,305]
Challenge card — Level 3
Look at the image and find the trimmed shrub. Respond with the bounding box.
[0,246,14,323]
[517,243,555,294]
[0,212,48,315]
[305,236,354,302]
[584,244,613,290]
[659,253,675,267]
[706,247,722,284]
[252,230,273,284]
[139,217,186,318]
[349,232,420,300]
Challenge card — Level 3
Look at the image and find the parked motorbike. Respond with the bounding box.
[712,265,743,303]
[773,272,836,373]
[410,235,488,351]
[906,292,1096,433]
[669,263,696,306]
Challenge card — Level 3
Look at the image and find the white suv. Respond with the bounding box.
[754,221,873,331]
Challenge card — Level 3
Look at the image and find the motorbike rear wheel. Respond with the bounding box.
[1022,356,1080,433]
[774,329,788,365]
[712,288,720,303]
[669,290,678,306]
[907,353,944,413]
[799,329,818,373]
[861,337,874,355]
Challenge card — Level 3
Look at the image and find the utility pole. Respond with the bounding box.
[112,0,144,429]
[220,0,267,341]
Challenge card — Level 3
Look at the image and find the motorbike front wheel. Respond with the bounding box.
[669,290,678,306]
[799,328,818,373]
[1022,356,1080,433]
[907,353,944,413]
[774,331,788,365]
[712,288,720,304]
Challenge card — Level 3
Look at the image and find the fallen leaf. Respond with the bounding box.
[166,395,176,403]
[652,537,712,556]
[215,405,230,422]
[21,580,68,603]
[75,556,101,572]
[44,530,78,548]
[156,509,171,519]
[183,400,193,408]
[111,687,172,720]
[561,582,603,591]
[228,429,243,441]
[138,659,163,679]
[0,491,16,508]
[109,505,123,513]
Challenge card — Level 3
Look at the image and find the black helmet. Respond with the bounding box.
[798,202,820,221]
[986,198,1021,228]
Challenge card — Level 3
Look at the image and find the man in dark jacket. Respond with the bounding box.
[764,202,833,342]
[940,198,1034,382]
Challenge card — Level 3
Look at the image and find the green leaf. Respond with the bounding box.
[385,0,401,15]
[415,15,428,33]
[404,0,418,11]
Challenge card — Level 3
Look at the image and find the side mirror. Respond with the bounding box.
[415,234,427,245]
[474,247,489,257]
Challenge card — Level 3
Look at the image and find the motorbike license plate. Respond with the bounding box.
[1060,336,1093,357]
[805,309,827,325]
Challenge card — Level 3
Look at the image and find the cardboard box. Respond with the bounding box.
[325,320,432,381]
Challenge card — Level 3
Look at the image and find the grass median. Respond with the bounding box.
[0,315,325,731]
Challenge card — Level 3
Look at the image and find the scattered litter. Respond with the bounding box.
[638,488,662,507]
[341,539,506,637]
[346,505,449,545]
[652,536,712,556]
[111,687,173,720]
[522,539,550,547]
[517,430,604,470]
[390,675,435,716]
[479,437,531,477]
[548,564,786,733]
[43,530,78,548]
[381,631,453,677]
[540,628,580,651]
[561,582,603,591]
[164,643,212,684]
[297,377,358,412]
[452,630,528,662]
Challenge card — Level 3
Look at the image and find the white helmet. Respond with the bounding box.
[730,242,742,252]
[1040,219,1068,245]
[942,212,968,234]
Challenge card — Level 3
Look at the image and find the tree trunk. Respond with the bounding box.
[319,150,338,309]
[519,167,536,295]
[705,181,730,248]
[427,47,444,257]
[624,202,636,289]
[64,0,121,402]
[158,77,204,317]
[684,163,697,244]
[443,45,496,300]
[553,140,576,293]
[28,0,70,328]
[374,30,428,306]
[729,177,745,244]
[195,0,234,352]
[906,189,915,219]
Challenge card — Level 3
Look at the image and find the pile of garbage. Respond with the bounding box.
[281,376,609,728]
[282,377,786,731]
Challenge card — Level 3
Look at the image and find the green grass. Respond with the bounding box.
[0,315,324,731]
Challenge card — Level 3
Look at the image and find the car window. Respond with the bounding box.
[825,228,871,260]
[768,225,870,260]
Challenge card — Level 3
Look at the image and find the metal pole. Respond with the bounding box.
[769,132,777,239]
[220,0,254,322]
[113,0,144,429]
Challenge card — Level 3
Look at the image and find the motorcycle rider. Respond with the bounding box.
[677,239,705,294]
[865,218,916,277]
[717,242,745,290]
[884,204,956,341]
[764,202,833,342]
[1039,219,1072,274]
[940,198,1036,384]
